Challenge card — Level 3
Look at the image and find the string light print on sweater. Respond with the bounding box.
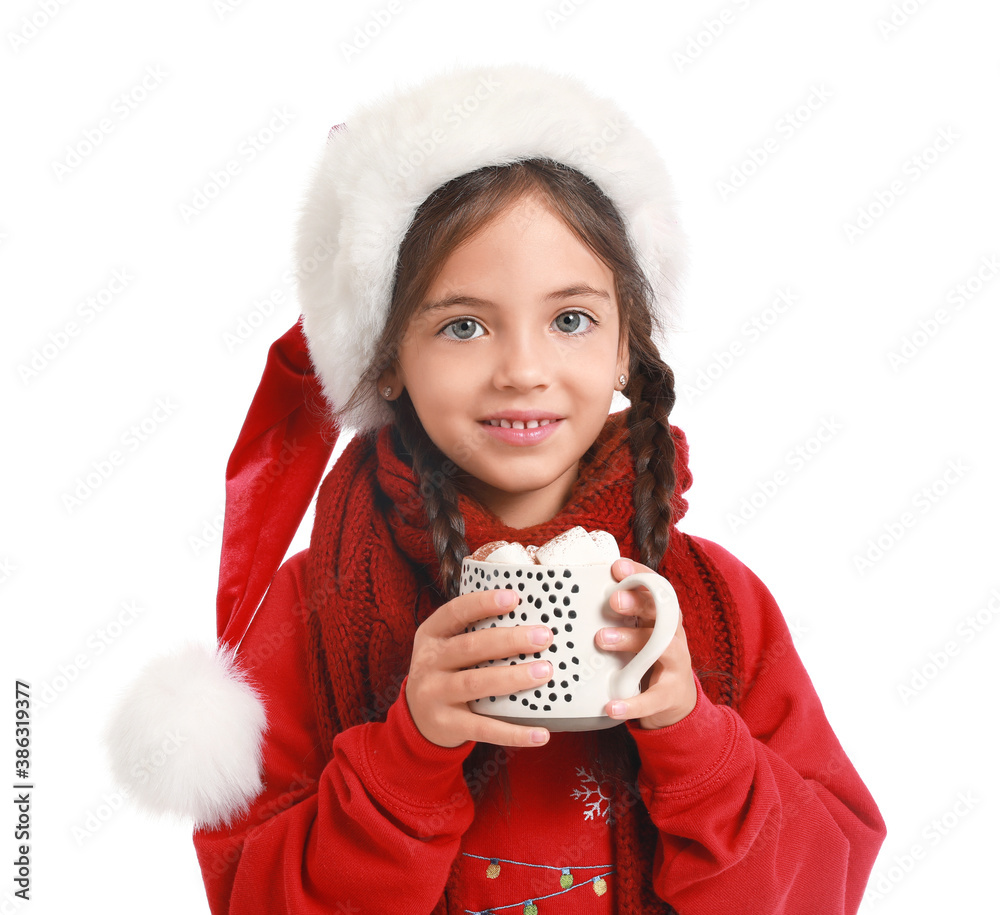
[458,763,618,912]
[461,851,614,914]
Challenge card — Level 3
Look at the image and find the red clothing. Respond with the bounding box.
[192,536,885,913]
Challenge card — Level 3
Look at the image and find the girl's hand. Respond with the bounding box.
[597,558,697,730]
[405,587,555,748]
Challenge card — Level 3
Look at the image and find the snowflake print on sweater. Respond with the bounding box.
[454,735,618,911]
[572,767,615,824]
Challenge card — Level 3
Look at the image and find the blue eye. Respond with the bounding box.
[442,318,484,340]
[553,312,593,334]
[440,313,594,340]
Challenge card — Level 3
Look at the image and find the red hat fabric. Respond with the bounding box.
[216,318,337,648]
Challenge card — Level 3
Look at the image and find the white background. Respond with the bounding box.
[3,0,998,912]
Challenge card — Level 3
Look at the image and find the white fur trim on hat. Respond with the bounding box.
[296,62,688,433]
[103,641,267,830]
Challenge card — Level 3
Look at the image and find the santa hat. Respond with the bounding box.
[102,62,688,830]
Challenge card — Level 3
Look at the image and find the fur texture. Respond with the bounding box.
[103,641,267,829]
[296,62,688,433]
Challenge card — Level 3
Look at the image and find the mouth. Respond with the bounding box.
[479,411,563,428]
[484,418,556,430]
[478,413,564,446]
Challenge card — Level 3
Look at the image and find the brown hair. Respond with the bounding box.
[343,157,680,598]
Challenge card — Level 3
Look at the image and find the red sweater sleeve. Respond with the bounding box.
[627,537,886,913]
[192,550,476,915]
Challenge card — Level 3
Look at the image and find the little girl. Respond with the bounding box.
[111,64,885,914]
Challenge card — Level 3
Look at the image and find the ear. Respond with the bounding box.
[377,362,403,400]
[616,333,630,388]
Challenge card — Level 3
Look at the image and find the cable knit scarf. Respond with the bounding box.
[304,411,744,914]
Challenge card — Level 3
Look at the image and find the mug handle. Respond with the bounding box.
[607,572,680,700]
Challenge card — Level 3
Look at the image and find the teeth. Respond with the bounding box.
[487,418,555,428]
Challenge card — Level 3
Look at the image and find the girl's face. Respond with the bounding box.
[382,191,628,529]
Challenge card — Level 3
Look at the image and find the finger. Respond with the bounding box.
[451,658,554,702]
[606,675,689,724]
[426,587,523,639]
[610,559,664,622]
[611,558,656,580]
[459,711,551,748]
[598,611,687,654]
[448,622,553,668]
[610,585,660,622]
[594,625,650,653]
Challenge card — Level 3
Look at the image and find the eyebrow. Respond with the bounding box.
[419,283,611,315]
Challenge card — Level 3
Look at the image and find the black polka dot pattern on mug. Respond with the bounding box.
[462,563,584,713]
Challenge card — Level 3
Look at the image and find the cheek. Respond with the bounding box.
[401,349,475,432]
[575,346,619,390]
[417,357,472,406]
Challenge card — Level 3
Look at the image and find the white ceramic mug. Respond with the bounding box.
[460,558,680,731]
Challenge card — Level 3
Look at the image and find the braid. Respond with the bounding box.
[392,393,470,600]
[625,353,678,571]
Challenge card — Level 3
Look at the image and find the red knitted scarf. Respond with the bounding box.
[304,411,744,913]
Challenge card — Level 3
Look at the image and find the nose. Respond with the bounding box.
[491,326,550,392]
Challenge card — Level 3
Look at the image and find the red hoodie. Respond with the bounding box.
[192,534,885,914]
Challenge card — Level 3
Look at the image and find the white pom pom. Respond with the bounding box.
[103,641,267,830]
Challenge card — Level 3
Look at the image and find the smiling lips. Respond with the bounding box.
[480,415,563,445]
[486,418,554,429]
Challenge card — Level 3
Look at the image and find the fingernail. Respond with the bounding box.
[616,591,635,611]
[530,627,551,646]
[609,701,627,718]
[530,729,549,744]
[530,661,551,678]
[616,559,634,576]
[601,629,622,645]
[495,589,517,607]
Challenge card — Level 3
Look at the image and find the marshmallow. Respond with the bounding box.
[470,541,535,563]
[471,528,621,565]
[589,530,621,563]
[535,526,606,566]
